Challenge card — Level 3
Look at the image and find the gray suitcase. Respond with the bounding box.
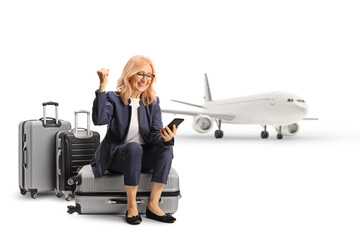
[67,165,181,215]
[19,102,71,198]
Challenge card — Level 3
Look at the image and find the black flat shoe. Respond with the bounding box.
[146,207,176,223]
[126,211,142,225]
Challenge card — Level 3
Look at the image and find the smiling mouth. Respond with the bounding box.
[138,82,147,87]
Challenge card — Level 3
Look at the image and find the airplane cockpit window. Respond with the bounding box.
[287,98,306,103]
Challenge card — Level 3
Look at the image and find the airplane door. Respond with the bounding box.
[271,95,277,105]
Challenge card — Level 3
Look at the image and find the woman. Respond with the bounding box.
[91,55,178,225]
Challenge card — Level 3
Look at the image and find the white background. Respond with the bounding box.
[1,0,360,239]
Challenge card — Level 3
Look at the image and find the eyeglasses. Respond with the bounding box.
[136,72,155,81]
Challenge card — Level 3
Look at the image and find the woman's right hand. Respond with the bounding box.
[97,68,109,92]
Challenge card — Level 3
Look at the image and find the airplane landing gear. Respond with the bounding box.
[261,125,269,139]
[214,119,224,139]
[277,126,283,139]
[215,130,224,138]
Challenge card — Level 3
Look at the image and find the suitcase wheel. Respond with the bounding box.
[29,189,38,199]
[67,175,82,186]
[55,188,62,198]
[19,187,27,196]
[68,204,80,214]
[67,206,75,214]
[67,178,75,186]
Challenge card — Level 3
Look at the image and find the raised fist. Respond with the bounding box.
[97,68,109,86]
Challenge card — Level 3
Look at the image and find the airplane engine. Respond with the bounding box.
[192,115,213,133]
[274,123,300,136]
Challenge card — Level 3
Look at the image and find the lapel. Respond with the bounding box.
[138,97,146,127]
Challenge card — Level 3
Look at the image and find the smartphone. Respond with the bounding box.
[167,118,184,129]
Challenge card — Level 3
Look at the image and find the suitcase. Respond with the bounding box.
[19,102,71,199]
[55,110,100,201]
[67,165,181,215]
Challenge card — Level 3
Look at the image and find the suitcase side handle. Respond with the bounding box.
[56,150,62,176]
[73,110,92,138]
[22,144,27,169]
[107,199,146,205]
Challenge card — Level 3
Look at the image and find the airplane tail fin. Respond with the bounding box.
[204,73,212,102]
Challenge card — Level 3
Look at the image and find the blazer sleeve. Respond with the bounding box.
[92,90,114,126]
[150,98,175,147]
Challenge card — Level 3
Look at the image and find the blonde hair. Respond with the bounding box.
[116,55,157,106]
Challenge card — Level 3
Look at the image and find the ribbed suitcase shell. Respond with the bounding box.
[19,119,71,198]
[67,165,180,215]
[55,130,100,200]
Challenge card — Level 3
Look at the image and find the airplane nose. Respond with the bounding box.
[295,101,308,113]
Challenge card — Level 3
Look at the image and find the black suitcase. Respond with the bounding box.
[55,110,100,200]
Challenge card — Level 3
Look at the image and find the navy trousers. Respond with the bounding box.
[108,142,173,186]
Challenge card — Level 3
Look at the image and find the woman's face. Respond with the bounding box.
[130,64,153,94]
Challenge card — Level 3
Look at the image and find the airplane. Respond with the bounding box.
[161,74,317,139]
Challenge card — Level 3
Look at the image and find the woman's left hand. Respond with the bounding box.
[160,124,178,142]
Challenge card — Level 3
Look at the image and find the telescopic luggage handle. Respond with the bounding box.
[42,101,59,125]
[74,110,92,138]
[43,101,59,106]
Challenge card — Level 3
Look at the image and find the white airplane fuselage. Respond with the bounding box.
[202,91,308,126]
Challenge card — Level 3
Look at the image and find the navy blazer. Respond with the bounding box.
[90,90,174,177]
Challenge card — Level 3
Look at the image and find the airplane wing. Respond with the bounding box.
[170,99,207,109]
[161,109,201,116]
[161,109,236,121]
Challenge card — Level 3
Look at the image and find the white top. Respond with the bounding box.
[125,98,145,145]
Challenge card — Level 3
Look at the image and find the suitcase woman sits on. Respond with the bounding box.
[91,55,178,225]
